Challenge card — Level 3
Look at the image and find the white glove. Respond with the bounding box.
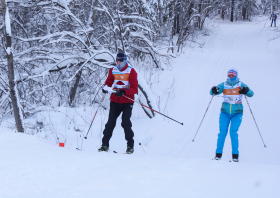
[102,85,114,94]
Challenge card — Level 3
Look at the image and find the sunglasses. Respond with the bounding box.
[116,57,124,62]
[227,72,236,77]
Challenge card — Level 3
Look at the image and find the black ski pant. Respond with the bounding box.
[102,102,134,148]
[271,19,276,27]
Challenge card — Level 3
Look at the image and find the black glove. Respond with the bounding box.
[239,87,249,95]
[113,89,126,97]
[211,86,219,94]
[102,89,108,94]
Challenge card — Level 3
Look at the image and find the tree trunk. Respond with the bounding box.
[173,14,177,35]
[231,0,234,22]
[86,0,99,48]
[157,0,163,27]
[170,0,177,53]
[198,0,202,28]
[92,0,99,22]
[1,0,24,132]
[188,2,194,20]
[263,0,267,14]
[221,8,225,20]
[242,7,246,21]
[176,14,180,34]
[138,81,156,118]
[69,70,82,107]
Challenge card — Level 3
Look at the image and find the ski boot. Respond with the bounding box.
[126,146,134,154]
[213,153,222,160]
[232,154,239,162]
[98,145,109,152]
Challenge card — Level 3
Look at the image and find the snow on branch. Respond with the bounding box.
[130,32,172,57]
[121,15,152,23]
[123,23,155,34]
[65,52,114,83]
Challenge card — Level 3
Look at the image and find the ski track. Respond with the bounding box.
[1,18,280,198]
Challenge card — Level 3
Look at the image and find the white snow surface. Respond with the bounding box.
[1,17,280,197]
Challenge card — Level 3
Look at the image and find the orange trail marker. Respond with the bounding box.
[59,142,65,147]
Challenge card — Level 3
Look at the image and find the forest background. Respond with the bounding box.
[0,0,277,134]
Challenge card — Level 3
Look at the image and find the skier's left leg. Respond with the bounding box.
[121,103,134,148]
[229,113,243,155]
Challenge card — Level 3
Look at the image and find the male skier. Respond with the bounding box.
[98,53,138,154]
[210,68,254,162]
[270,12,277,27]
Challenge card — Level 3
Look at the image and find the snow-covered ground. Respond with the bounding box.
[1,17,280,198]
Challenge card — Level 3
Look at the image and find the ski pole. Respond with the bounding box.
[84,94,105,139]
[121,94,183,125]
[245,96,267,148]
[192,96,214,142]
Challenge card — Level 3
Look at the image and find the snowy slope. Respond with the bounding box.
[1,131,279,198]
[1,17,280,198]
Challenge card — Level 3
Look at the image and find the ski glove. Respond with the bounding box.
[211,86,219,94]
[239,87,249,94]
[102,85,113,94]
[113,89,126,97]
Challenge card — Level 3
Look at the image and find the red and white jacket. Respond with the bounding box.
[104,64,138,103]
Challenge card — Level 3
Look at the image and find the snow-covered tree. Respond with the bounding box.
[0,0,24,132]
[0,0,266,131]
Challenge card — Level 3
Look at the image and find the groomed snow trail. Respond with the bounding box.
[1,19,280,198]
[148,19,280,165]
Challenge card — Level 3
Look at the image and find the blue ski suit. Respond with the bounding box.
[270,14,277,27]
[210,78,254,154]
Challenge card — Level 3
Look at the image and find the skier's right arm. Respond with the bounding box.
[104,68,114,87]
[210,83,224,95]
